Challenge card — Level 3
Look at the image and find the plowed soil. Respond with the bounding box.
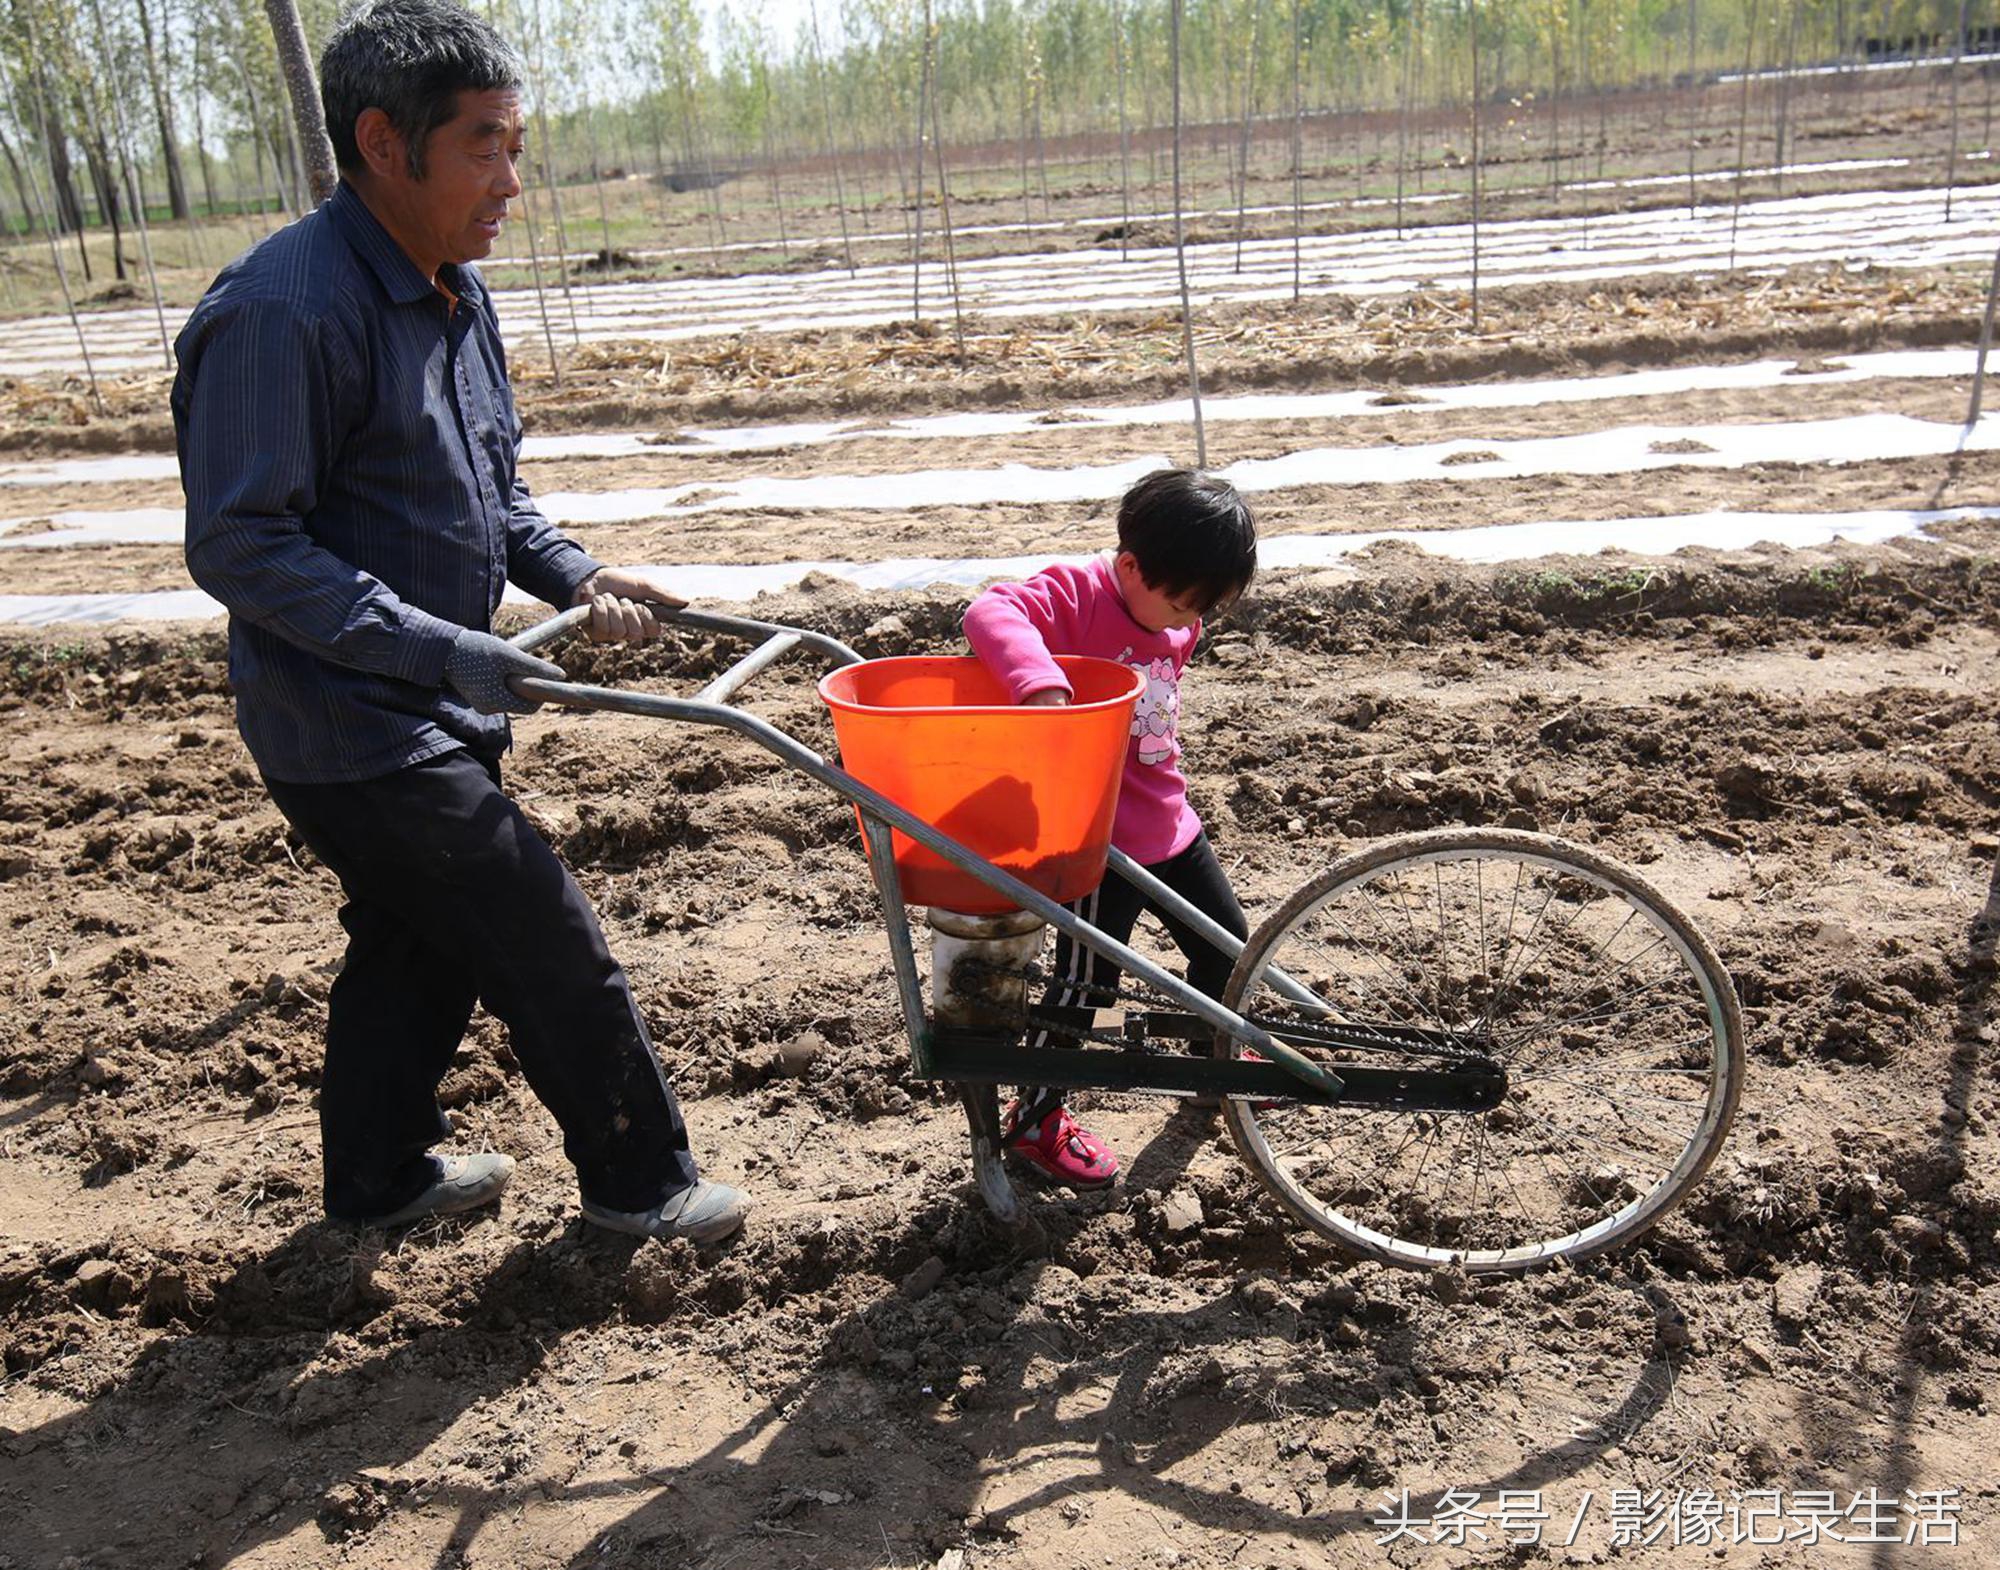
[2,531,1997,1568]
[3,68,1999,1552]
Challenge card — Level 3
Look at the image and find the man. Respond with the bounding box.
[173,0,744,1243]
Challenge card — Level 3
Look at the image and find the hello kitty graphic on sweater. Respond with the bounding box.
[964,553,1202,866]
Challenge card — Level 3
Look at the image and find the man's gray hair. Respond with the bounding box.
[320,0,524,179]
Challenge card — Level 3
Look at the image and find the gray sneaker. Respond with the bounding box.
[365,1152,515,1227]
[581,1179,748,1244]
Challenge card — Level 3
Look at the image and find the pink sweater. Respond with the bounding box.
[963,554,1202,866]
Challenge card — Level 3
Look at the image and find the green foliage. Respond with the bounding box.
[1513,564,1659,604]
[0,0,1982,237]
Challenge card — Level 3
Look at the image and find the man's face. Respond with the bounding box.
[405,88,526,269]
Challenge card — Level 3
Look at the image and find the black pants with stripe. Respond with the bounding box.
[264,748,699,1220]
[1018,830,1248,1126]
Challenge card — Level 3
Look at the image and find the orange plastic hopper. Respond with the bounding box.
[817,656,1144,914]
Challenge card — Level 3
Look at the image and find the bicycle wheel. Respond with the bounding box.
[1220,828,1743,1273]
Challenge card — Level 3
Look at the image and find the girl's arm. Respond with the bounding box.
[963,567,1090,703]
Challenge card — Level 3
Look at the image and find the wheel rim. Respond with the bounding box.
[1224,838,1740,1271]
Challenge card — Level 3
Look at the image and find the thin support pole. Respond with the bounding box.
[484,0,558,381]
[1231,0,1264,273]
[1772,0,1799,192]
[0,59,103,413]
[806,1,856,276]
[1728,0,1758,271]
[516,180,563,390]
[1017,20,1033,233]
[84,0,173,370]
[1947,0,1969,221]
[1290,0,1303,301]
[1969,243,2000,424]
[1114,0,1132,261]
[1396,10,1413,237]
[585,101,614,261]
[923,0,966,360]
[1470,0,1483,332]
[526,0,580,341]
[1547,2,1562,204]
[909,3,931,321]
[1686,0,1700,215]
[760,83,789,264]
[1170,0,1206,469]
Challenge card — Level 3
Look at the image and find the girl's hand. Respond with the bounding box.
[1022,689,1070,707]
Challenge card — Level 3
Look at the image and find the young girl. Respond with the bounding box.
[963,468,1258,1187]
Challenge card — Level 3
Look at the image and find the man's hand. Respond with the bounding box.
[444,629,566,714]
[574,567,689,645]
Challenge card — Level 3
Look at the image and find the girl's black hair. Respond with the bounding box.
[1115,468,1258,614]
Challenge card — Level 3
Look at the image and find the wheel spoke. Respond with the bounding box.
[1221,834,1741,1272]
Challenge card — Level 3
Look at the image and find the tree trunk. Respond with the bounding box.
[278,79,311,212]
[32,70,87,240]
[671,66,723,266]
[188,19,230,231]
[807,0,856,274]
[83,140,127,280]
[85,0,173,365]
[513,177,564,391]
[643,99,675,229]
[0,120,18,299]
[235,53,297,215]
[0,58,103,408]
[533,115,580,334]
[760,82,789,262]
[0,116,34,234]
[584,102,614,260]
[263,0,337,204]
[134,0,190,219]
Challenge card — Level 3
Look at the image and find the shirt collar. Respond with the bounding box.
[327,180,445,306]
[438,259,483,309]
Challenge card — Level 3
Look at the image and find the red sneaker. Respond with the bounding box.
[1241,1049,1284,1111]
[1002,1101,1120,1189]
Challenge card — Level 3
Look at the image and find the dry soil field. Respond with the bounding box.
[0,121,1997,1570]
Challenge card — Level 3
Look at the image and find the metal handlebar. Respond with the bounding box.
[509,601,862,673]
[493,602,1346,1100]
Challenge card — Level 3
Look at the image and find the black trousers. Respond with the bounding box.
[1020,830,1248,1123]
[265,748,698,1220]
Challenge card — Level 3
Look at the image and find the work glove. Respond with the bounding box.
[443,628,566,715]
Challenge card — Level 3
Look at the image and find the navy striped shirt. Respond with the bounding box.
[173,181,601,784]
